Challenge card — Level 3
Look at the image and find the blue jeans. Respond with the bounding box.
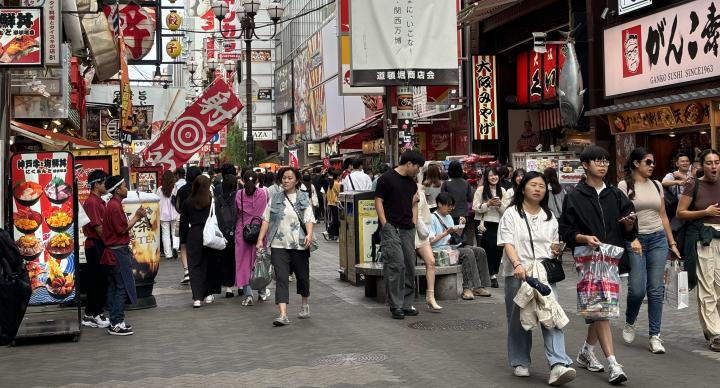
[625,230,669,336]
[106,265,127,326]
[504,277,572,368]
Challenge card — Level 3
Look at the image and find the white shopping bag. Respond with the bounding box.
[665,261,689,310]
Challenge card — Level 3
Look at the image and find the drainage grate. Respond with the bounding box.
[408,319,497,331]
[311,352,388,366]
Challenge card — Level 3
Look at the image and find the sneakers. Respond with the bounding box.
[204,295,215,304]
[461,289,475,300]
[241,295,254,306]
[107,322,133,336]
[258,288,270,301]
[608,363,628,385]
[473,288,492,297]
[224,287,235,298]
[576,348,605,372]
[273,315,291,326]
[298,304,310,319]
[513,366,530,377]
[622,323,636,344]
[710,336,720,352]
[193,300,202,308]
[289,274,295,282]
[649,335,666,354]
[490,277,499,288]
[82,314,110,328]
[180,271,190,284]
[548,364,576,386]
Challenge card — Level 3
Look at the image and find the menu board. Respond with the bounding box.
[558,159,584,184]
[11,152,77,305]
[130,166,162,193]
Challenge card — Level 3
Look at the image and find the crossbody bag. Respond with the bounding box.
[522,211,565,283]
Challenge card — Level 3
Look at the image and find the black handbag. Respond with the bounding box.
[523,211,565,284]
[0,229,32,346]
[240,192,262,244]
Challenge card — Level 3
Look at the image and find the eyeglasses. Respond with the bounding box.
[644,159,655,166]
[592,160,611,167]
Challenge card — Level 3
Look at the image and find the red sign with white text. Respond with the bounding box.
[142,79,242,171]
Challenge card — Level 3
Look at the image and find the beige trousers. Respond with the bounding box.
[697,236,720,339]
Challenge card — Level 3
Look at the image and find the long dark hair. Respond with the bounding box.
[512,171,552,221]
[243,170,258,196]
[482,167,502,200]
[543,167,562,194]
[161,170,175,198]
[423,164,442,188]
[190,175,212,209]
[623,147,651,200]
[222,174,237,197]
[511,168,526,191]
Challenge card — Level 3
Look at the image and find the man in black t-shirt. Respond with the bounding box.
[375,150,425,319]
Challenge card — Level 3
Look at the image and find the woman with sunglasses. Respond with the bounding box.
[617,147,681,354]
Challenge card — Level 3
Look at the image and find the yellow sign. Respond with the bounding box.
[357,199,378,263]
[166,39,183,59]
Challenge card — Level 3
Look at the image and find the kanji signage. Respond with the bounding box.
[102,4,157,61]
[337,0,384,95]
[604,0,720,97]
[472,55,498,141]
[516,45,565,105]
[608,100,711,134]
[274,61,293,113]
[22,0,60,66]
[142,79,243,171]
[349,0,459,86]
[0,7,42,66]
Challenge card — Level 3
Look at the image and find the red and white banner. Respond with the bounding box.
[288,149,299,168]
[142,79,242,171]
[538,108,563,130]
[472,55,498,141]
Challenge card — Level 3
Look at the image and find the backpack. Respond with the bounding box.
[215,192,237,240]
[646,180,679,221]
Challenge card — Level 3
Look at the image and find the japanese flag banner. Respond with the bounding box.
[142,79,242,171]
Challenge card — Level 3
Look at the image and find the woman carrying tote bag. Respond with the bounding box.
[235,170,269,306]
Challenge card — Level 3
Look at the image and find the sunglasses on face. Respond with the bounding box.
[643,159,655,166]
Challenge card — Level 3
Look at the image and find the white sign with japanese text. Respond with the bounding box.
[349,0,458,86]
[472,55,498,141]
[604,0,720,97]
[21,0,60,66]
[618,0,653,15]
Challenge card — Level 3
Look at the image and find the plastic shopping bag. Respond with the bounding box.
[250,249,274,290]
[203,200,227,250]
[665,261,689,310]
[574,243,624,320]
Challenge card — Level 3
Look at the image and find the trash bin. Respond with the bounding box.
[339,191,378,285]
[123,191,161,309]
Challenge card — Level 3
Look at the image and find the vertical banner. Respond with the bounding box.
[337,0,384,95]
[529,51,542,103]
[11,152,77,305]
[543,45,558,100]
[472,55,498,141]
[118,20,133,132]
[21,0,60,66]
[288,149,299,168]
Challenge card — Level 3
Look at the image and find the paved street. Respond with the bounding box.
[2,224,720,387]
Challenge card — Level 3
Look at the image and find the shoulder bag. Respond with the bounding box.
[432,213,463,247]
[284,192,318,252]
[240,192,262,244]
[203,198,227,250]
[523,211,565,283]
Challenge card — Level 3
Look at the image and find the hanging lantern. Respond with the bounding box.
[166,10,183,31]
[102,4,157,61]
[166,39,183,58]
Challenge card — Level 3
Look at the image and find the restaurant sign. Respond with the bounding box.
[472,55,498,141]
[0,7,42,66]
[608,100,710,134]
[604,0,720,97]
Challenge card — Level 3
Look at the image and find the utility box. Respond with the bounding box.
[339,191,378,285]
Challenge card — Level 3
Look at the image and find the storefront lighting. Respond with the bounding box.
[52,119,61,125]
[669,132,676,137]
[52,127,58,133]
[9,136,15,145]
[700,131,708,135]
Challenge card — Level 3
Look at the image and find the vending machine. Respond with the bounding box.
[339,191,378,285]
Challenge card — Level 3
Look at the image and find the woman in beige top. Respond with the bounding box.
[415,171,442,311]
[617,148,681,354]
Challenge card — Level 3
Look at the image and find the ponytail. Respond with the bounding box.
[243,171,258,196]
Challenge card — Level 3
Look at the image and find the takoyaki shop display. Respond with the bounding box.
[11,152,78,305]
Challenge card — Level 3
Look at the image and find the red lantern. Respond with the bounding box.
[103,4,157,60]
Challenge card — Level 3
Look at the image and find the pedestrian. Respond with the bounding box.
[213,163,237,195]
[323,170,341,241]
[559,145,637,384]
[264,172,281,200]
[101,176,147,335]
[543,167,566,219]
[498,171,576,385]
[422,163,443,213]
[215,174,238,298]
[342,158,373,191]
[255,167,316,326]
[676,149,720,352]
[174,167,186,193]
[236,170,270,305]
[372,164,390,191]
[431,193,492,301]
[312,167,326,221]
[180,175,223,308]
[301,174,319,215]
[80,170,110,329]
[498,165,513,190]
[176,166,202,284]
[662,152,693,231]
[375,150,425,319]
[415,172,442,311]
[508,168,526,196]
[441,161,473,243]
[157,170,179,260]
[473,167,508,288]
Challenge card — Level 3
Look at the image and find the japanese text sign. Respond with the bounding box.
[619,0,653,15]
[516,45,565,105]
[22,0,59,66]
[142,79,242,171]
[604,0,720,97]
[472,55,498,141]
[0,8,42,66]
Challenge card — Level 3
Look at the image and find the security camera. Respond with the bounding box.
[601,8,615,20]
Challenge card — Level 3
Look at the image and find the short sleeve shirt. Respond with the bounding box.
[82,193,106,247]
[429,212,455,249]
[617,179,664,234]
[262,192,316,249]
[683,178,720,224]
[498,206,559,276]
[375,169,418,228]
[102,197,130,246]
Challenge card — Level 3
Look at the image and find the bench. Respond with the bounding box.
[354,262,462,303]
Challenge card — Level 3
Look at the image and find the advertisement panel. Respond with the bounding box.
[22,0,59,66]
[349,0,458,86]
[0,8,42,66]
[11,152,77,305]
[274,61,293,113]
[337,0,383,95]
[604,0,720,97]
[472,55,498,141]
[293,34,327,139]
[558,159,583,184]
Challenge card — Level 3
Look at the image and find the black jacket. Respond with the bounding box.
[559,180,637,250]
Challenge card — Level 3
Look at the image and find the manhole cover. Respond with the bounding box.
[408,319,496,331]
[312,352,388,366]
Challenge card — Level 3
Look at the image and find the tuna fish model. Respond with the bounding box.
[557,30,586,128]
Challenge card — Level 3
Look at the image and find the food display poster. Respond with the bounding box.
[130,166,161,193]
[124,199,160,284]
[0,8,43,66]
[11,152,77,305]
[558,159,584,185]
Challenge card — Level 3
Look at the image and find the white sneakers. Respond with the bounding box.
[513,366,530,377]
[649,335,666,354]
[298,304,310,319]
[193,300,202,308]
[204,295,215,304]
[608,363,628,385]
[576,348,605,372]
[548,364,576,386]
[622,323,636,344]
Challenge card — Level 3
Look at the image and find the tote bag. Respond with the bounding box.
[203,199,227,250]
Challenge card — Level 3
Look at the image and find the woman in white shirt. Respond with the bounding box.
[498,171,575,385]
[157,170,179,259]
[473,167,507,288]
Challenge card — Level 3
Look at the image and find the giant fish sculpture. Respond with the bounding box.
[558,30,586,128]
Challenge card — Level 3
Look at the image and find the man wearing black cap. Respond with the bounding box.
[80,170,110,329]
[101,175,146,336]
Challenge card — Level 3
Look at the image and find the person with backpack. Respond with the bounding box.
[176,166,202,284]
[215,174,238,298]
[236,170,270,306]
[543,167,566,219]
[617,147,681,355]
[662,152,693,231]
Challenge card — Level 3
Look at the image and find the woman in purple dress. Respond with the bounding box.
[235,170,269,305]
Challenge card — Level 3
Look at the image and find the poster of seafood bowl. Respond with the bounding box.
[0,7,43,66]
[11,152,77,305]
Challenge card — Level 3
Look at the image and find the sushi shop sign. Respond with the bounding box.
[0,8,43,66]
[11,152,77,306]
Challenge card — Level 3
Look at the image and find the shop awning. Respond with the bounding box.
[538,107,562,130]
[458,0,524,27]
[340,113,384,150]
[11,120,99,148]
[585,88,720,116]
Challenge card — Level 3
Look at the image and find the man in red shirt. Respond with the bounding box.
[80,170,110,329]
[101,175,146,336]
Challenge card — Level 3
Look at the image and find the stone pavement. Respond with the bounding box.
[2,224,720,387]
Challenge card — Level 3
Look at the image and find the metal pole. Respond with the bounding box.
[245,18,254,167]
[0,69,9,228]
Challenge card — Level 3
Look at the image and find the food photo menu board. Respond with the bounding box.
[11,152,77,305]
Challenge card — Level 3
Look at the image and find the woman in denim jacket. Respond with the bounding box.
[256,167,316,326]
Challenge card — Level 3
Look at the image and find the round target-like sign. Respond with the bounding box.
[170,116,206,154]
